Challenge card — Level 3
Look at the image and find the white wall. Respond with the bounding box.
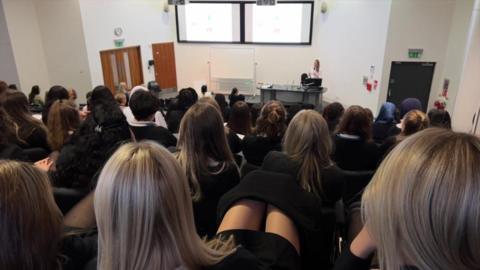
[35,0,92,102]
[174,0,391,114]
[379,0,456,111]
[316,0,391,113]
[2,0,50,93]
[452,1,480,132]
[79,0,173,89]
[0,1,19,86]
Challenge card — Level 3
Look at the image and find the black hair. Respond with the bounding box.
[130,91,160,121]
[428,109,452,129]
[54,85,130,188]
[201,85,208,95]
[8,84,17,90]
[42,85,69,123]
[28,85,40,104]
[177,88,198,111]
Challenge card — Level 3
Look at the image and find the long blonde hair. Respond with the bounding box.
[0,160,63,270]
[283,110,333,198]
[95,141,235,270]
[177,102,236,201]
[363,128,480,270]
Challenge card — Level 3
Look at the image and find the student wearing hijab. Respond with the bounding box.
[372,102,397,144]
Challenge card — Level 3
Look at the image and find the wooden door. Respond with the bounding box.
[100,46,144,93]
[152,42,177,89]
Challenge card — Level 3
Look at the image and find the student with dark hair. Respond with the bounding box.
[1,90,49,150]
[42,85,69,124]
[229,87,245,107]
[0,107,26,160]
[129,90,177,148]
[201,84,213,97]
[214,94,230,121]
[8,84,17,90]
[52,86,130,188]
[227,101,252,136]
[242,101,287,166]
[28,85,44,107]
[322,102,345,133]
[333,105,380,171]
[166,87,198,133]
[428,108,451,129]
[372,102,397,144]
[177,102,240,238]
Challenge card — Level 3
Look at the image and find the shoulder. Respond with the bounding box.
[262,151,298,177]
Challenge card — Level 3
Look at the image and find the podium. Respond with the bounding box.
[259,85,327,107]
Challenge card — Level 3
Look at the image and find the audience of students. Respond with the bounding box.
[334,128,480,270]
[372,102,397,144]
[242,100,287,166]
[322,102,345,134]
[128,90,177,148]
[333,105,380,171]
[380,109,429,156]
[2,77,478,270]
[176,102,240,238]
[1,90,49,150]
[428,108,452,129]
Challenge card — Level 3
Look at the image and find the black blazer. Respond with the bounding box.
[242,135,282,166]
[129,125,177,148]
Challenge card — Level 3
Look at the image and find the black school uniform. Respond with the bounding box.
[242,135,282,166]
[129,124,177,148]
[333,134,380,171]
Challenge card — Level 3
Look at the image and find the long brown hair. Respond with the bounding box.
[283,110,333,198]
[337,105,372,141]
[177,102,236,201]
[47,99,80,151]
[254,100,287,138]
[0,160,63,270]
[0,107,17,146]
[1,90,47,143]
[95,142,235,270]
[227,101,252,135]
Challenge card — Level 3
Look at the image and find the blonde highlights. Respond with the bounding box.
[95,141,234,270]
[363,128,480,270]
[283,110,333,197]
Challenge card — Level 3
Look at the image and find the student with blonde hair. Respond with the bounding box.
[219,110,346,270]
[95,141,300,270]
[177,102,240,238]
[335,128,480,270]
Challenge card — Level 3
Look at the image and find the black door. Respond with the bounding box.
[387,61,435,111]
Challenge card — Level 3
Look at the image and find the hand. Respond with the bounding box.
[350,226,377,259]
[34,158,53,172]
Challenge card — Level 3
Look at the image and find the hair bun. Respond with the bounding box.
[267,110,280,123]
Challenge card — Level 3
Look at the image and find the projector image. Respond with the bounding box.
[169,0,186,5]
[257,0,276,6]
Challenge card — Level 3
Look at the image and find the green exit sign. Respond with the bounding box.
[408,49,424,59]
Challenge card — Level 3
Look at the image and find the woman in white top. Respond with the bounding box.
[310,59,321,78]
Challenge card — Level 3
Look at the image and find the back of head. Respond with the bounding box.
[283,110,333,198]
[0,80,7,97]
[322,102,345,122]
[363,128,480,270]
[198,97,221,113]
[0,160,62,270]
[178,102,235,201]
[89,86,125,125]
[230,87,238,97]
[337,105,372,141]
[400,98,422,119]
[201,85,208,95]
[45,85,69,107]
[29,85,40,104]
[255,100,287,138]
[227,101,251,135]
[428,109,451,129]
[47,99,80,151]
[129,91,160,121]
[375,102,396,124]
[214,94,227,109]
[401,110,429,136]
[177,88,198,111]
[95,142,232,270]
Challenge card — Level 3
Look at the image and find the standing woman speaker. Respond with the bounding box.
[310,59,322,78]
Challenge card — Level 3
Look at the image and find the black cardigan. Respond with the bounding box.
[242,135,282,166]
[332,135,380,171]
[193,163,240,238]
[129,125,177,148]
[218,153,345,270]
